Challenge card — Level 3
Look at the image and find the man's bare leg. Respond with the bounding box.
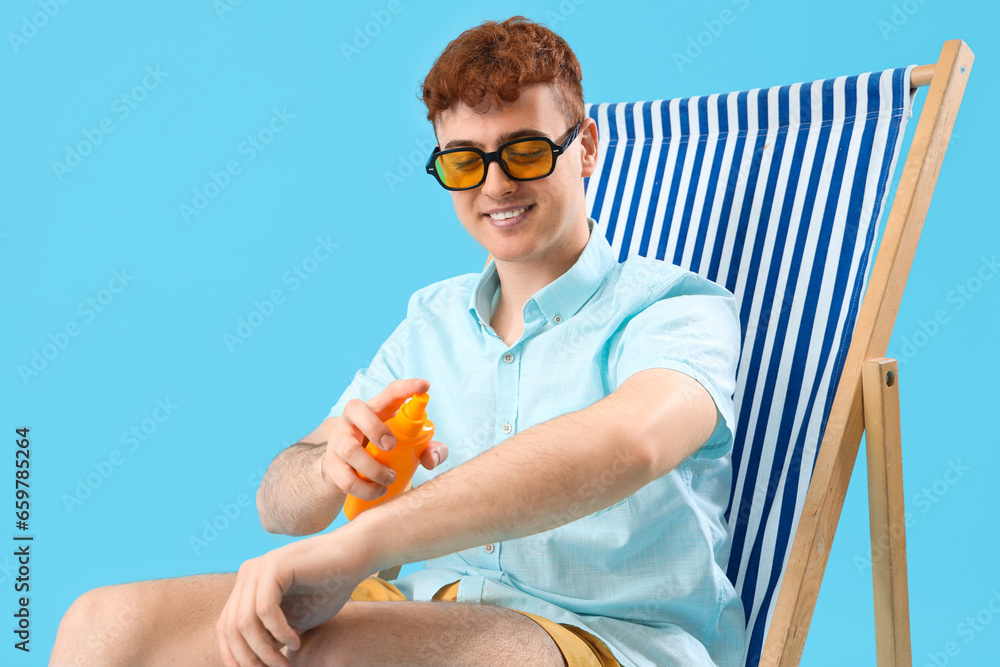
[287,599,567,666]
[50,573,235,667]
[50,575,567,667]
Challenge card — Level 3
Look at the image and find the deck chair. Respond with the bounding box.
[378,39,973,666]
[581,39,973,666]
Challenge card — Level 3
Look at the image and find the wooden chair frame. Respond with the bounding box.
[763,39,974,666]
[377,39,975,667]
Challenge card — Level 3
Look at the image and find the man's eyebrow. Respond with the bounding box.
[443,128,549,150]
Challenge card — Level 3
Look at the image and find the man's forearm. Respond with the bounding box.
[257,442,346,536]
[350,390,655,573]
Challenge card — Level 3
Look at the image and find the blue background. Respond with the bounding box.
[2,1,996,664]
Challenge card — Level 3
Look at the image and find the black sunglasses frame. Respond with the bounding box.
[425,121,583,191]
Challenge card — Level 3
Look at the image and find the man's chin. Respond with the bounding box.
[483,241,540,265]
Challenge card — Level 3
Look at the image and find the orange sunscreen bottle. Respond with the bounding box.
[343,392,434,521]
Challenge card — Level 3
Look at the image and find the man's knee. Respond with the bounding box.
[52,574,235,666]
[52,585,136,664]
[61,574,233,628]
[57,586,109,636]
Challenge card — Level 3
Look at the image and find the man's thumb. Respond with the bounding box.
[422,442,447,469]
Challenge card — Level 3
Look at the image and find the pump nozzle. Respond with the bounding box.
[392,393,429,437]
[401,392,429,420]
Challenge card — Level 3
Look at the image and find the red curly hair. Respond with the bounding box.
[420,16,585,129]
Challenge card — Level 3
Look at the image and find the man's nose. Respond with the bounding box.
[481,159,515,198]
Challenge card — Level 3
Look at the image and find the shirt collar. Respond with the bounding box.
[468,217,617,328]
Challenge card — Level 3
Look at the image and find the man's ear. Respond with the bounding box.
[579,117,599,179]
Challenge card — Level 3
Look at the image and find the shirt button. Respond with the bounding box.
[501,422,513,434]
[502,352,514,363]
[483,543,495,554]
[553,314,563,323]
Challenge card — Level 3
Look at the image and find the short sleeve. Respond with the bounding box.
[327,298,412,419]
[613,278,742,460]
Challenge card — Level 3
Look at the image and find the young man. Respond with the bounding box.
[51,16,745,667]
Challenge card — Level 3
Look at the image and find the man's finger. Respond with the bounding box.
[226,577,266,667]
[227,627,268,667]
[369,378,430,420]
[218,572,248,667]
[236,577,291,667]
[216,609,240,667]
[420,442,448,469]
[341,401,397,452]
[216,630,240,667]
[241,627,289,667]
[257,578,302,654]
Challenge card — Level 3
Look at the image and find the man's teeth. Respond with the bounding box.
[489,206,528,221]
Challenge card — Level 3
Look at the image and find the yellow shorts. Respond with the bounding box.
[351,576,620,667]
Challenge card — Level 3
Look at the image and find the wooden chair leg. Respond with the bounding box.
[862,357,912,667]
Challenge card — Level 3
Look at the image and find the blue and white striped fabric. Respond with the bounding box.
[583,66,915,666]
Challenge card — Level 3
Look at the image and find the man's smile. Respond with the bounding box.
[485,203,534,228]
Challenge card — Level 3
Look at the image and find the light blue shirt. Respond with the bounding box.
[329,218,746,667]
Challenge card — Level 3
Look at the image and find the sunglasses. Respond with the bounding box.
[425,121,583,191]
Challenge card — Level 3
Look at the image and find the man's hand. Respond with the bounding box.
[257,378,449,536]
[322,378,449,501]
[215,524,376,667]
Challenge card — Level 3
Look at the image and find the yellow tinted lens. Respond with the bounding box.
[501,140,553,179]
[435,151,484,189]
